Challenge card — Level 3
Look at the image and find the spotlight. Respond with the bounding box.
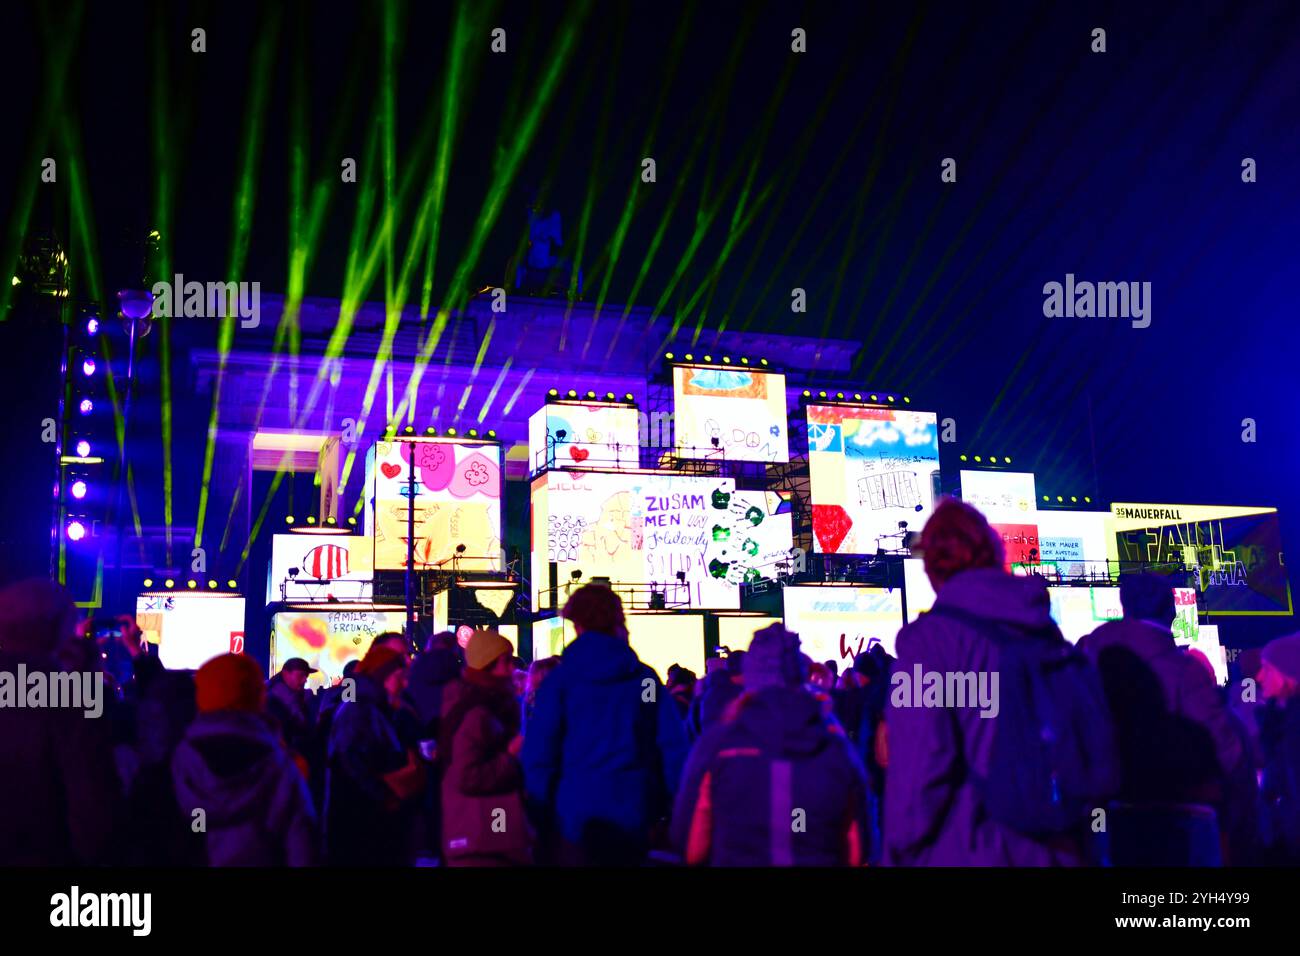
[1005,457,1012,464]
[164,578,175,589]
[71,480,87,499]
[187,580,196,589]
[722,356,731,364]
[676,570,687,584]
[818,391,827,399]
[570,570,583,582]
[802,390,811,398]
[548,388,558,397]
[566,390,577,399]
[887,395,896,402]
[623,393,634,403]
[703,355,712,363]
[740,357,750,365]
[960,455,968,462]
[974,456,981,462]
[468,428,478,438]
[86,317,99,335]
[425,426,436,436]
[605,392,615,401]
[82,358,96,376]
[1070,496,1078,503]
[1084,496,1092,504]
[1042,495,1049,502]
[143,578,153,588]
[903,396,911,404]
[1056,496,1063,503]
[207,580,217,589]
[347,516,357,526]
[836,392,844,400]
[66,520,86,541]
[870,394,878,402]
[760,358,769,366]
[446,427,457,437]
[75,440,90,457]
[487,429,498,439]
[306,515,317,525]
[285,515,295,525]
[326,516,337,526]
[684,353,693,362]
[455,543,467,554]
[854,393,862,401]
[665,352,674,360]
[79,399,93,415]
[403,425,414,435]
[227,579,237,589]
[586,390,596,399]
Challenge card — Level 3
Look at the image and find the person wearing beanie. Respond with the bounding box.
[0,579,120,865]
[324,643,424,865]
[171,654,318,866]
[671,624,870,866]
[437,630,531,865]
[522,584,690,865]
[1257,633,1300,862]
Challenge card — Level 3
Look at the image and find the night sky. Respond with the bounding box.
[3,0,1298,635]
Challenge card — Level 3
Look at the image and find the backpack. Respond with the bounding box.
[927,605,1119,836]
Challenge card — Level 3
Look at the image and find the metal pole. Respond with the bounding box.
[405,439,416,641]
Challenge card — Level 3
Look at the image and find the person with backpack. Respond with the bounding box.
[671,624,870,866]
[883,499,1118,866]
[521,584,690,866]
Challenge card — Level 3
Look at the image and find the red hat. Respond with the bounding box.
[195,653,266,714]
[357,644,407,683]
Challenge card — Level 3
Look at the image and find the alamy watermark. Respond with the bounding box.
[1042,273,1151,329]
[890,664,1000,719]
[0,665,104,718]
[151,274,261,328]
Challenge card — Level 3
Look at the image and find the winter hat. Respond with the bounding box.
[194,653,266,714]
[1262,633,1300,684]
[743,624,806,691]
[920,498,1006,586]
[465,629,513,671]
[357,644,407,683]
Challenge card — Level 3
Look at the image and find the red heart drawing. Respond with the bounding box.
[381,462,402,479]
[569,447,589,463]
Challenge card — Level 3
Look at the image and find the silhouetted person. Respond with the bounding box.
[1257,633,1300,863]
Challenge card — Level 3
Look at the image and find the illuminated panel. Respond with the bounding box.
[1111,503,1291,616]
[1034,510,1116,579]
[716,614,780,654]
[673,365,789,462]
[266,532,373,605]
[528,401,641,472]
[271,607,407,691]
[531,470,793,611]
[1046,586,1122,643]
[626,613,706,682]
[532,616,576,660]
[959,470,1039,569]
[903,557,936,622]
[365,439,503,572]
[808,405,940,554]
[136,593,247,670]
[782,585,905,665]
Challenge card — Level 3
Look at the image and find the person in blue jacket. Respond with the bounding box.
[522,584,690,865]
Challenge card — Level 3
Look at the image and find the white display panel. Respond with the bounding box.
[782,585,905,665]
[959,470,1040,568]
[627,613,706,682]
[1034,510,1115,580]
[531,470,793,610]
[672,366,789,462]
[271,608,407,691]
[903,557,937,622]
[716,614,781,654]
[528,401,641,472]
[1046,586,1122,643]
[1180,623,1228,686]
[266,532,373,605]
[365,438,503,571]
[808,405,940,554]
[136,593,247,671]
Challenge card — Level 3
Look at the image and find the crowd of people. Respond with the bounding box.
[2,497,1300,866]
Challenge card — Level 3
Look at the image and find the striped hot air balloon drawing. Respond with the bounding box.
[302,542,350,579]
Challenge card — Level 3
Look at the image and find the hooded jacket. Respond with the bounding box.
[171,710,317,866]
[521,631,690,859]
[671,685,870,866]
[883,568,1094,867]
[1077,617,1244,801]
